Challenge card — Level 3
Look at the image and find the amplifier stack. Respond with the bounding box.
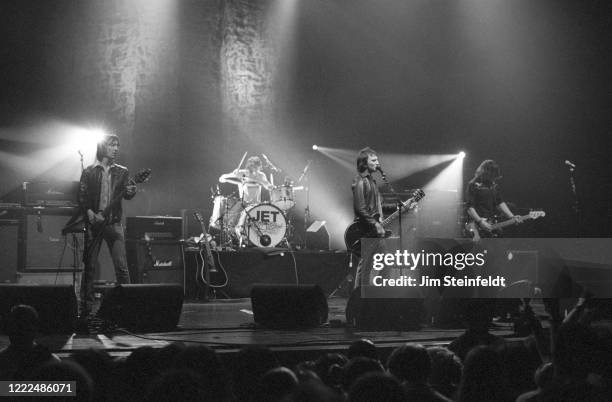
[125,216,185,291]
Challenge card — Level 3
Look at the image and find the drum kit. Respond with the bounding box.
[209,154,308,248]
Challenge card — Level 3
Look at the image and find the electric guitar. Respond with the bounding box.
[344,189,425,256]
[193,211,217,275]
[62,168,151,235]
[465,210,546,240]
[89,168,152,230]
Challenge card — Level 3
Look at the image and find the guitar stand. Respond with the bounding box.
[196,241,231,302]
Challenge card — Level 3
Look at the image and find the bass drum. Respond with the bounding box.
[241,203,287,247]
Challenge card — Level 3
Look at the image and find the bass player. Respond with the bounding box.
[465,159,523,241]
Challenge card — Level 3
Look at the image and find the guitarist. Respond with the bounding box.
[352,147,385,288]
[465,159,522,241]
[78,134,136,318]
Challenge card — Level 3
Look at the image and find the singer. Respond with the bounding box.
[351,147,385,288]
[77,134,136,319]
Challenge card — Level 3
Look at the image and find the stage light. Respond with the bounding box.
[69,127,107,151]
[312,144,319,151]
[458,151,466,159]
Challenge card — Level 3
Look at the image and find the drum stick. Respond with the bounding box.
[236,151,247,171]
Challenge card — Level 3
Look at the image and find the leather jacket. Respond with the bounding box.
[78,163,134,223]
[352,171,382,230]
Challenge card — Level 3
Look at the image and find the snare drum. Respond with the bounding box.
[238,203,287,247]
[270,185,295,210]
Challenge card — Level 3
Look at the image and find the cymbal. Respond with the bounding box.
[219,174,265,186]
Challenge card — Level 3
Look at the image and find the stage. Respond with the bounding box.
[0,296,522,366]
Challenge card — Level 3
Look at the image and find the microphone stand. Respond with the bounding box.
[567,164,581,237]
[379,169,403,249]
[298,161,312,249]
[74,151,86,292]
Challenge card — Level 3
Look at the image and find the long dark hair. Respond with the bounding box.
[356,147,376,173]
[245,156,262,173]
[95,134,119,162]
[474,160,501,182]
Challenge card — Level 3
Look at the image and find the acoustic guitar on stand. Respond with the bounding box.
[193,211,217,275]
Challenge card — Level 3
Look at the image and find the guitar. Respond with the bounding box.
[62,168,152,235]
[193,212,217,275]
[89,168,152,230]
[344,189,425,256]
[465,210,546,240]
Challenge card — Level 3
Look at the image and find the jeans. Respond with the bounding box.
[80,223,131,314]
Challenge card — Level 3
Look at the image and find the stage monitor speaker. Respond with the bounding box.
[251,284,328,328]
[0,284,77,333]
[346,288,424,330]
[97,284,184,332]
[0,220,19,283]
[305,221,330,251]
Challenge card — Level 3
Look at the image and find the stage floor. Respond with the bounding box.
[0,296,521,361]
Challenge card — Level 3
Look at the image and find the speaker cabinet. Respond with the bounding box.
[250,284,328,328]
[24,214,74,270]
[126,240,184,287]
[0,220,19,283]
[23,214,115,283]
[97,284,184,332]
[346,287,424,330]
[0,284,77,333]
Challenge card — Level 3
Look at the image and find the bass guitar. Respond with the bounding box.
[464,210,546,241]
[344,189,425,256]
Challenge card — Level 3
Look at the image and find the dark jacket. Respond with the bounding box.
[78,163,134,223]
[465,178,503,220]
[352,171,382,230]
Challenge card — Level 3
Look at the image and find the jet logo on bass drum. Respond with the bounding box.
[253,210,282,223]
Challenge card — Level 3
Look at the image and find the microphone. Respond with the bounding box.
[298,160,312,183]
[565,160,576,169]
[259,234,271,247]
[376,166,387,181]
[261,154,280,172]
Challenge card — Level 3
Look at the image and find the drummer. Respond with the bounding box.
[219,156,273,204]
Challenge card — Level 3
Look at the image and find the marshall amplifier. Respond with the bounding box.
[125,239,184,288]
[126,216,184,240]
[23,180,79,207]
